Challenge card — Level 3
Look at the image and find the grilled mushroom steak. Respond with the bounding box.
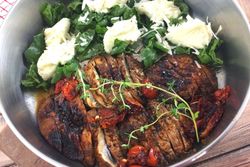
[37,54,230,166]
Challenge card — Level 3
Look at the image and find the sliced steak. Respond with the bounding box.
[84,59,111,108]
[81,128,95,166]
[105,55,124,81]
[146,55,218,101]
[116,55,144,111]
[148,100,193,159]
[103,127,125,161]
[86,109,117,167]
[118,110,169,166]
[93,56,116,107]
[125,55,146,83]
[37,95,86,161]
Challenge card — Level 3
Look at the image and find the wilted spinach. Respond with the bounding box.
[67,0,82,15]
[172,0,189,17]
[140,47,158,68]
[75,29,95,54]
[21,63,49,89]
[24,32,45,66]
[111,39,130,55]
[174,46,192,55]
[40,2,68,26]
[51,60,79,84]
[77,43,105,61]
[198,38,223,66]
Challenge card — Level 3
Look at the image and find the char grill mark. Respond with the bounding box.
[171,118,192,151]
[105,55,123,81]
[154,105,185,155]
[103,127,125,162]
[118,112,148,148]
[37,95,89,161]
[142,114,169,166]
[147,55,218,101]
[38,97,62,151]
[118,110,169,166]
[148,100,193,160]
[201,65,218,90]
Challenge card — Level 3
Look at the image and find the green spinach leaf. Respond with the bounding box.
[154,42,169,53]
[198,38,223,65]
[40,2,67,26]
[174,46,192,54]
[21,63,48,89]
[169,17,185,26]
[24,32,45,66]
[172,0,189,17]
[111,39,130,55]
[127,0,141,8]
[75,29,95,54]
[73,12,94,32]
[51,60,78,84]
[140,47,158,68]
[67,0,82,15]
[77,43,105,61]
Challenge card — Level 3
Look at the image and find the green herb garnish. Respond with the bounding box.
[79,76,200,147]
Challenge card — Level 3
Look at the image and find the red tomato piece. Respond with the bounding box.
[141,79,158,99]
[147,148,158,167]
[54,80,65,94]
[61,79,78,101]
[127,145,147,166]
[98,108,126,128]
[214,85,231,104]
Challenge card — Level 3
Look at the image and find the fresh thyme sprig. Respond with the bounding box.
[121,111,170,149]
[77,69,90,99]
[85,79,200,145]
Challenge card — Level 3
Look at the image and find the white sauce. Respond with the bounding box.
[82,0,128,13]
[103,16,141,53]
[37,18,76,81]
[165,16,213,49]
[135,0,181,23]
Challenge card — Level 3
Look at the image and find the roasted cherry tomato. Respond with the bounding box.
[128,145,146,156]
[99,108,126,128]
[54,80,65,94]
[147,148,158,167]
[127,145,147,166]
[61,79,78,101]
[141,79,158,99]
[214,85,231,104]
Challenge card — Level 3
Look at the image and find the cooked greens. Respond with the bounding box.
[21,63,48,89]
[40,2,68,26]
[22,32,47,89]
[24,32,45,66]
[22,0,224,89]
